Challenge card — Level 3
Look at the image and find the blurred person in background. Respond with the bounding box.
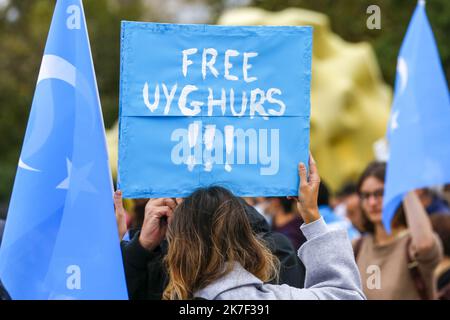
[430,214,450,299]
[335,183,365,233]
[354,161,443,299]
[317,181,360,241]
[267,197,306,251]
[249,197,273,226]
[443,185,450,206]
[416,188,450,215]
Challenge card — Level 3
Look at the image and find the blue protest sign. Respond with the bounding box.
[119,22,312,198]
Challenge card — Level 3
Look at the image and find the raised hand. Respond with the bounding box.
[114,190,128,240]
[296,154,321,224]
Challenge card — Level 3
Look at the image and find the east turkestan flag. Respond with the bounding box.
[383,0,450,231]
[0,0,128,299]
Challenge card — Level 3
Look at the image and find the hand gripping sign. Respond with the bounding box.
[118,22,312,198]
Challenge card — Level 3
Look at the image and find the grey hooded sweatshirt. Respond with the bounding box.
[194,217,365,300]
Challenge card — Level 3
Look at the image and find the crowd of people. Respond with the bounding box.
[116,155,364,300]
[1,156,450,300]
[112,156,450,300]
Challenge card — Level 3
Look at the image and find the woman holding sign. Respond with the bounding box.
[133,155,364,300]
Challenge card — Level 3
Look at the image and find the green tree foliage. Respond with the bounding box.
[250,0,450,86]
[0,0,143,208]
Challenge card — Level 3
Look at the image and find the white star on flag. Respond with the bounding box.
[57,158,72,190]
[56,158,97,204]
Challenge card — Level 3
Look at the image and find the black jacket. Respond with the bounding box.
[0,279,11,300]
[121,202,306,300]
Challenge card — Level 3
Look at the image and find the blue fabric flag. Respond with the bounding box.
[383,1,450,232]
[0,0,128,299]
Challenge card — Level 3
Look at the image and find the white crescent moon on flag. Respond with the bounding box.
[37,54,76,86]
[19,55,77,172]
[18,158,40,172]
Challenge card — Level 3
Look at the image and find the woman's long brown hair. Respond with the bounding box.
[162,186,279,300]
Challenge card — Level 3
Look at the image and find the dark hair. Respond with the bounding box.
[430,214,450,257]
[163,186,279,299]
[269,197,296,214]
[131,199,147,229]
[357,161,407,233]
[337,183,358,198]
